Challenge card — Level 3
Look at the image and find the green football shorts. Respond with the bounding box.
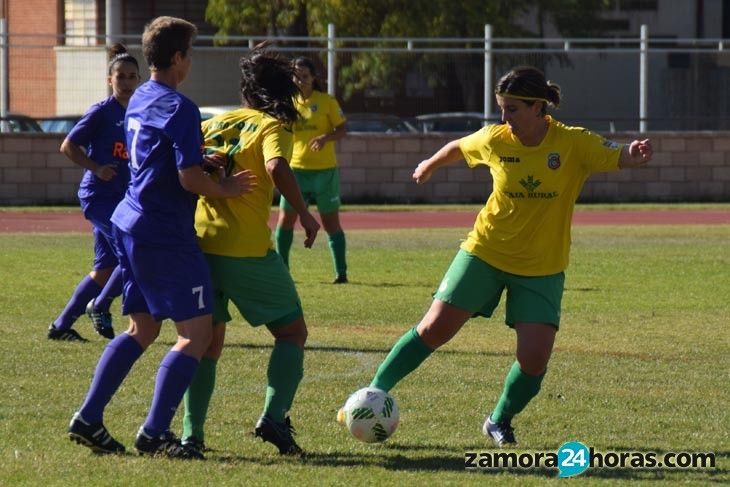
[279,167,341,214]
[205,250,302,329]
[433,249,565,328]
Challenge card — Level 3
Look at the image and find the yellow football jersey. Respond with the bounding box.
[459,116,622,276]
[290,90,346,170]
[195,108,293,257]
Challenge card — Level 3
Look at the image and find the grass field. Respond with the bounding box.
[0,222,728,485]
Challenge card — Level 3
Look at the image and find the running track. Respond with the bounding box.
[1,209,729,233]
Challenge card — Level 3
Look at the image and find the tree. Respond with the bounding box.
[205,0,612,111]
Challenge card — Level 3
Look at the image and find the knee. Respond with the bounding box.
[289,324,308,348]
[415,321,446,350]
[128,327,159,350]
[516,353,550,376]
[205,332,225,359]
[89,268,112,286]
[274,322,307,349]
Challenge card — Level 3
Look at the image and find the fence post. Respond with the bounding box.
[640,24,648,132]
[484,24,493,124]
[327,23,336,97]
[105,0,122,46]
[0,18,7,132]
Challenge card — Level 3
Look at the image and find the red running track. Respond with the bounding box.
[1,209,728,233]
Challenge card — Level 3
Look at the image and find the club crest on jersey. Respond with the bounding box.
[310,103,318,112]
[547,152,561,170]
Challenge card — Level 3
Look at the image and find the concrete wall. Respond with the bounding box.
[1,132,729,205]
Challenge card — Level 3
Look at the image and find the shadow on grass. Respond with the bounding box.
[316,280,423,288]
[202,341,512,358]
[206,446,726,482]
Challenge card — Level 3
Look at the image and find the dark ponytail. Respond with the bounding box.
[496,66,561,114]
[108,43,139,75]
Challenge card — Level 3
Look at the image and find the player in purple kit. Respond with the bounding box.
[67,16,256,459]
[48,44,140,342]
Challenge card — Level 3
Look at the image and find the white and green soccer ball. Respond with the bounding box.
[342,387,399,443]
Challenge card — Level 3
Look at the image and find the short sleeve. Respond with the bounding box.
[458,126,492,168]
[67,104,102,147]
[328,96,346,128]
[574,129,622,173]
[167,101,203,171]
[262,122,294,163]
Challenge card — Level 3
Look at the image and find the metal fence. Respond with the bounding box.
[2,23,729,133]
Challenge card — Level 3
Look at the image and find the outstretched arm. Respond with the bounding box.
[413,139,464,184]
[619,138,652,168]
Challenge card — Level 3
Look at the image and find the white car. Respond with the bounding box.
[198,105,240,121]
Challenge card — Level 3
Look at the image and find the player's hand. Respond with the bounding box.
[299,211,320,248]
[413,160,433,184]
[629,139,652,165]
[94,164,117,181]
[203,152,227,174]
[220,169,257,197]
[309,135,327,152]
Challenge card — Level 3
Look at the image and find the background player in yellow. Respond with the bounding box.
[275,56,349,283]
[182,50,320,457]
[342,66,653,448]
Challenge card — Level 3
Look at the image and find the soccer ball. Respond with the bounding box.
[341,387,399,443]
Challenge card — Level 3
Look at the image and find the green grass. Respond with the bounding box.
[0,225,728,485]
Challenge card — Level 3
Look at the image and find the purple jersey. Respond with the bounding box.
[111,80,203,247]
[69,96,129,205]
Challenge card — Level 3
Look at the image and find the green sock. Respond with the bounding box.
[370,327,433,392]
[490,361,546,423]
[327,230,347,277]
[182,356,218,441]
[263,341,304,422]
[275,227,294,268]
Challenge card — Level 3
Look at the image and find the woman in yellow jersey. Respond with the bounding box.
[343,66,653,448]
[275,57,349,283]
[181,50,320,458]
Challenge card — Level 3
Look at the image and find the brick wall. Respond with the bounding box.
[7,0,61,117]
[1,132,729,205]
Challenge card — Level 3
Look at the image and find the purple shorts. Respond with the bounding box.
[112,225,213,322]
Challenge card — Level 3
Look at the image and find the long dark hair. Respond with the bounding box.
[495,66,561,115]
[293,56,324,92]
[239,50,300,125]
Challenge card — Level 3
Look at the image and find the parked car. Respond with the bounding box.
[415,112,499,133]
[37,115,82,134]
[198,105,240,121]
[345,113,418,133]
[0,113,43,133]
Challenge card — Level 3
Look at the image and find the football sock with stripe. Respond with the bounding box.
[490,361,546,423]
[370,327,433,392]
[263,341,304,422]
[142,351,199,437]
[328,230,347,277]
[53,275,102,330]
[182,356,217,441]
[274,227,294,268]
[93,265,122,313]
[78,333,144,423]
